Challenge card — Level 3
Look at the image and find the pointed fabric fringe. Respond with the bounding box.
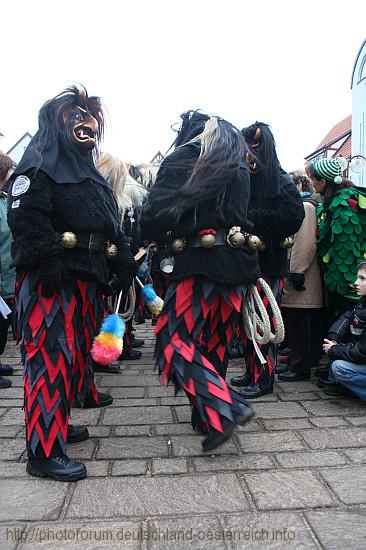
[155,276,251,433]
[243,275,283,384]
[16,273,105,458]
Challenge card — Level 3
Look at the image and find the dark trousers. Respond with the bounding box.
[0,298,12,356]
[282,308,319,374]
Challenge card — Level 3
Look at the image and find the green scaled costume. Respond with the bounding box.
[317,187,366,301]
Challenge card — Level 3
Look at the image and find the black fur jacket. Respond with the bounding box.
[7,170,137,284]
[249,170,305,277]
[140,144,260,286]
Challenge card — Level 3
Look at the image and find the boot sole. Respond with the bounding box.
[26,463,87,482]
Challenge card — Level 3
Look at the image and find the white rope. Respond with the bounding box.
[242,278,285,361]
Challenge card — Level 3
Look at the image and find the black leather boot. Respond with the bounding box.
[131,337,145,348]
[0,376,12,389]
[202,419,236,452]
[230,372,252,387]
[74,391,113,409]
[93,363,121,374]
[0,364,14,376]
[67,425,89,443]
[26,455,87,481]
[119,349,142,361]
[239,382,273,399]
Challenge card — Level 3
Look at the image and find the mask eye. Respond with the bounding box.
[74,112,83,122]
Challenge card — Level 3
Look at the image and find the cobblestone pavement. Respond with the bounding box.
[1,321,366,549]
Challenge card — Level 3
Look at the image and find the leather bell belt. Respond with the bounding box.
[59,232,118,257]
[171,227,267,253]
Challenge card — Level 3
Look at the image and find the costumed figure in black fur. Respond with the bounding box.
[140,111,259,451]
[7,86,137,481]
[230,122,304,398]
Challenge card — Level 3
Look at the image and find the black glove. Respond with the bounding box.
[36,256,65,298]
[104,272,135,297]
[287,272,306,291]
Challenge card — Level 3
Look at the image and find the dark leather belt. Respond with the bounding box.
[59,232,107,252]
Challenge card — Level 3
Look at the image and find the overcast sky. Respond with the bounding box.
[1,0,365,171]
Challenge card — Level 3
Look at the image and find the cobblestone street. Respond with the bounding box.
[1,321,366,549]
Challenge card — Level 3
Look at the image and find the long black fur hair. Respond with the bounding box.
[34,84,105,162]
[242,121,282,204]
[151,110,249,220]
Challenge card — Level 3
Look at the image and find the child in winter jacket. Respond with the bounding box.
[322,262,366,399]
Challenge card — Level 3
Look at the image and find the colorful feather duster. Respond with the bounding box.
[91,292,125,365]
[135,276,164,316]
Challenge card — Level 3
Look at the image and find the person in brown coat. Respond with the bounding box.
[278,171,323,381]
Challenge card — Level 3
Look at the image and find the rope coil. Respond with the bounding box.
[108,282,136,322]
[242,278,285,363]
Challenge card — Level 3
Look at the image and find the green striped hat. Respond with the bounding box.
[312,158,343,184]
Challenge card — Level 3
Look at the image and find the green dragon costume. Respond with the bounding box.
[317,186,366,301]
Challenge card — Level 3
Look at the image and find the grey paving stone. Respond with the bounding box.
[115,425,153,436]
[251,402,308,419]
[244,470,335,510]
[148,515,225,549]
[171,435,237,457]
[112,460,148,476]
[276,381,319,393]
[301,399,366,417]
[67,439,96,460]
[104,375,160,387]
[320,466,366,504]
[160,396,189,405]
[0,523,27,550]
[0,399,23,408]
[67,474,250,518]
[306,511,366,549]
[343,449,366,463]
[309,416,350,428]
[236,419,264,432]
[84,461,110,477]
[112,398,157,407]
[97,437,168,459]
[223,511,318,549]
[20,521,142,549]
[0,426,22,438]
[87,426,111,438]
[148,386,176,398]
[152,458,188,475]
[0,387,23,399]
[5,376,23,387]
[0,439,25,460]
[155,423,196,435]
[174,406,192,423]
[109,387,145,398]
[0,479,68,521]
[0,407,24,426]
[275,450,347,468]
[103,406,173,425]
[345,415,366,426]
[279,392,319,401]
[0,462,28,478]
[69,408,101,426]
[237,431,305,454]
[301,427,366,449]
[194,454,274,472]
[262,418,312,431]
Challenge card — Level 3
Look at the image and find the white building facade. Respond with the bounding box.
[351,39,366,187]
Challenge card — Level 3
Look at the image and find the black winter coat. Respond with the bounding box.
[7,170,137,284]
[140,144,260,286]
[249,170,305,277]
[327,299,366,364]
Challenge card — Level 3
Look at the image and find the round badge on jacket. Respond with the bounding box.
[12,175,30,196]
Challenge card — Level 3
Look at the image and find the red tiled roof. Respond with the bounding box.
[316,115,352,150]
[334,135,352,159]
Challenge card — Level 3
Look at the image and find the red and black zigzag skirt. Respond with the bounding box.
[155,276,252,433]
[15,273,105,458]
